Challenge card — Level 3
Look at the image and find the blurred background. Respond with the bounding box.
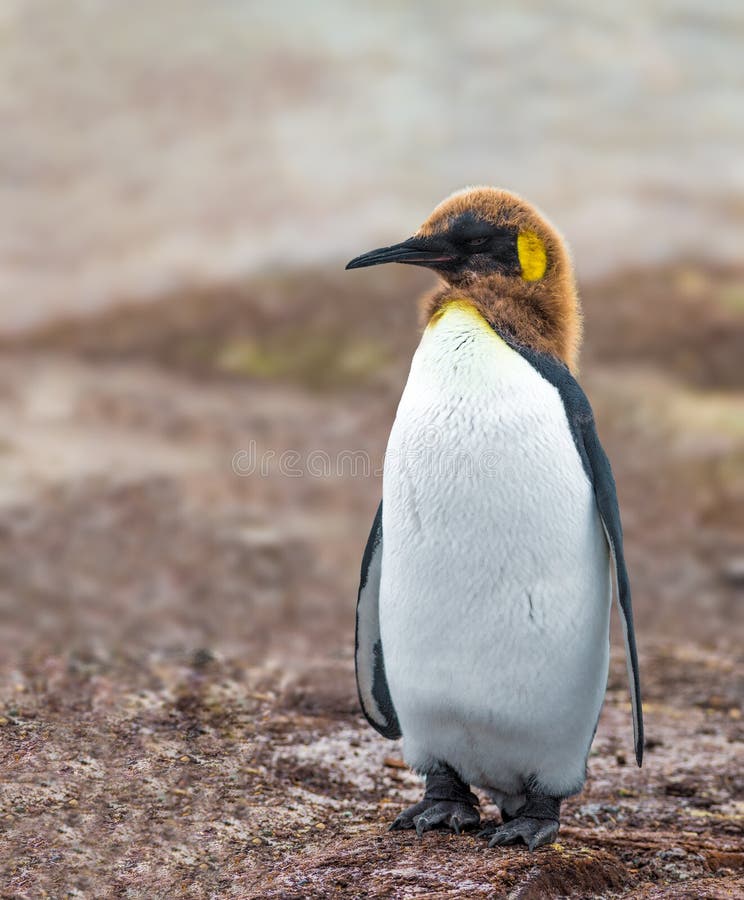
[1,2,742,896]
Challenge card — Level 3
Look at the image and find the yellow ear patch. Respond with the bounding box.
[517,230,547,281]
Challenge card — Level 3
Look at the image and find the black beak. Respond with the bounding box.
[345,236,454,270]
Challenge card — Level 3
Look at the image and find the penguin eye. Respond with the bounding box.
[466,237,488,247]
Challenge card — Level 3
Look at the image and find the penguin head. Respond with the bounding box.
[346,187,581,370]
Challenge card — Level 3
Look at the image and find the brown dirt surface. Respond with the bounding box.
[1,263,743,898]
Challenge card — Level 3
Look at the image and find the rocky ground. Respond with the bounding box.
[0,263,742,898]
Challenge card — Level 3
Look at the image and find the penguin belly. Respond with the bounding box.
[379,303,611,799]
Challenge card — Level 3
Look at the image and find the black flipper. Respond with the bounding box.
[355,502,401,739]
[505,338,644,766]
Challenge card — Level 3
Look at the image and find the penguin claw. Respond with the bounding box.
[389,800,479,836]
[478,816,559,851]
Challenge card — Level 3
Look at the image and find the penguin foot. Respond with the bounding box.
[390,798,480,836]
[478,792,561,850]
[389,763,480,836]
[478,816,559,851]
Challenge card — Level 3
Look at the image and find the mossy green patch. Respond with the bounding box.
[716,282,744,315]
[215,333,390,390]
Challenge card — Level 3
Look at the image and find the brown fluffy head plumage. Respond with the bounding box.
[417,187,582,371]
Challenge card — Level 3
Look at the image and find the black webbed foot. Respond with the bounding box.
[390,798,480,835]
[389,764,480,836]
[478,792,561,851]
[478,816,559,850]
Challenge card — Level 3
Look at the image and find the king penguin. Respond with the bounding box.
[345,187,643,850]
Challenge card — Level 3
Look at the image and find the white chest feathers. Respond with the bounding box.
[379,302,612,798]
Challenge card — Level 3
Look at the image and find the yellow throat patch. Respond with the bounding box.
[428,299,486,328]
[427,300,504,341]
[517,230,547,281]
